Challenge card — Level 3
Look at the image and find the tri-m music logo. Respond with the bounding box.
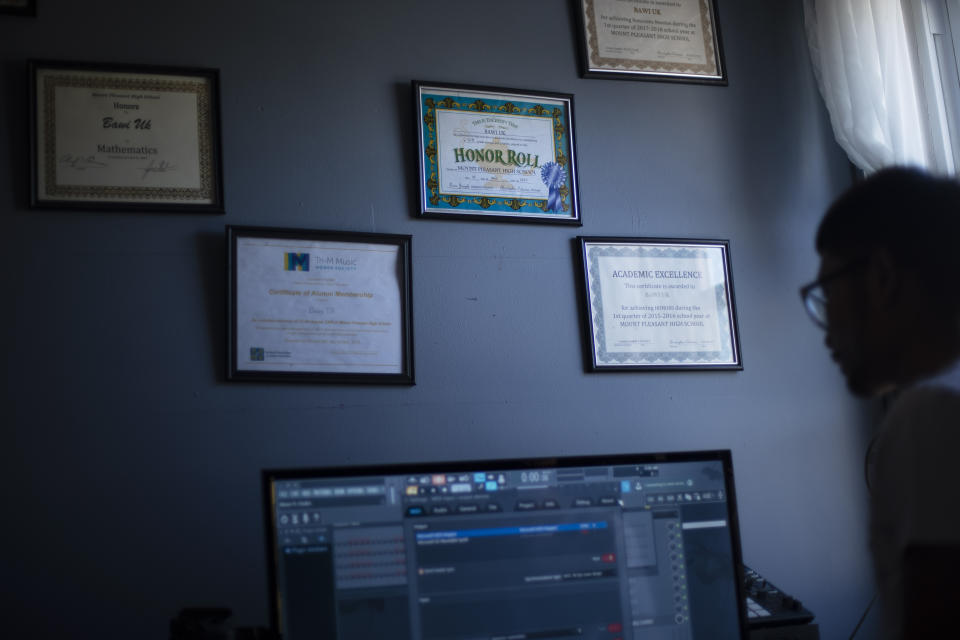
[284,251,359,272]
[284,252,310,271]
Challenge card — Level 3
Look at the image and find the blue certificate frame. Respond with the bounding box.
[414,81,581,225]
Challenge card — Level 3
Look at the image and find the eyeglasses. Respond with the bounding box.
[799,258,867,329]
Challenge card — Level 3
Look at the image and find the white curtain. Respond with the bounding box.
[804,0,932,173]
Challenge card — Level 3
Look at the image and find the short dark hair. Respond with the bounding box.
[816,167,960,282]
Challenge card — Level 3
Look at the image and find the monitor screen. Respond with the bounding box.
[263,450,747,640]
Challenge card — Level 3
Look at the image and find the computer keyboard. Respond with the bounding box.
[743,564,815,629]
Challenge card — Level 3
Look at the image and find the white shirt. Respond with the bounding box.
[868,361,960,638]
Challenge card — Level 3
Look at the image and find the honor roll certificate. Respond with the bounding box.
[31,61,223,211]
[581,238,741,370]
[415,81,580,224]
[579,0,726,83]
[230,228,413,383]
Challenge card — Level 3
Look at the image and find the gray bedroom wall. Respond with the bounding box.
[1,1,879,638]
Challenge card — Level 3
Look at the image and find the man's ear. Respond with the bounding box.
[865,247,899,309]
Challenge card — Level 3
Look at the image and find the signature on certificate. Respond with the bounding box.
[139,159,177,180]
[669,339,714,348]
[59,154,108,170]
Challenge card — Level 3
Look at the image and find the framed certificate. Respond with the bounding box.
[0,0,35,15]
[578,237,742,370]
[414,80,581,225]
[29,60,224,212]
[227,226,414,384]
[576,0,727,84]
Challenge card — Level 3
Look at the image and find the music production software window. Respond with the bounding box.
[270,462,741,640]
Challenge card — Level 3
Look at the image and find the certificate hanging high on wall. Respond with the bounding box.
[576,0,727,84]
[29,60,225,212]
[414,81,581,225]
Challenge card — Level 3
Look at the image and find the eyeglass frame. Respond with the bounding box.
[799,257,868,329]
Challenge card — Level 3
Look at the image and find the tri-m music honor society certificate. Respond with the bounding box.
[30,61,223,211]
[579,238,742,370]
[228,228,414,384]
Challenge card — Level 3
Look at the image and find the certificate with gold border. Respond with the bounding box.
[415,81,581,225]
[30,60,224,212]
[579,237,742,370]
[577,0,727,84]
[227,226,414,385]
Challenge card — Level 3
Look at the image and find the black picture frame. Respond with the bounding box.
[0,0,36,16]
[575,0,727,85]
[414,80,581,225]
[29,59,225,212]
[578,236,742,371]
[227,225,415,385]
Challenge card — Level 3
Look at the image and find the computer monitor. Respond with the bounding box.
[262,450,747,640]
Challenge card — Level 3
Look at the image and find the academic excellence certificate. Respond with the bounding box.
[33,63,221,209]
[582,240,740,368]
[235,237,405,375]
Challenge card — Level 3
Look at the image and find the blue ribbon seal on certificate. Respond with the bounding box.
[539,162,566,212]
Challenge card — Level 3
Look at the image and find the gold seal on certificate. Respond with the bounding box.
[30,60,224,211]
[578,237,742,370]
[577,0,726,84]
[227,226,414,384]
